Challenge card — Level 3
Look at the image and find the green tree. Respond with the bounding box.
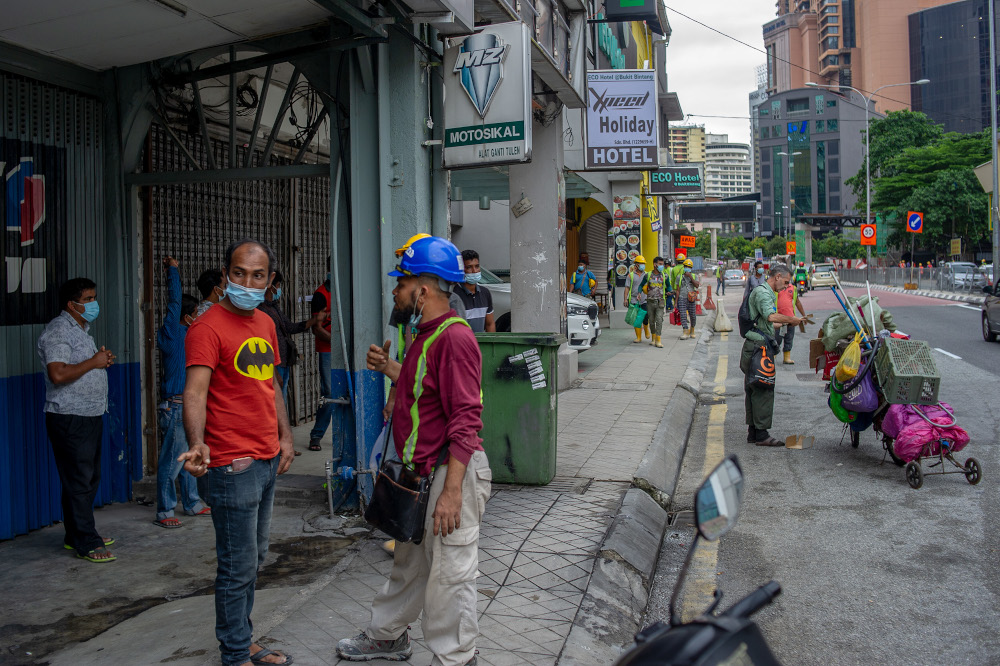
[871,131,991,252]
[692,231,712,257]
[764,236,788,257]
[727,237,752,261]
[846,110,944,213]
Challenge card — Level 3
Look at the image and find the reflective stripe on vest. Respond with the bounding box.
[396,323,405,363]
[402,316,471,467]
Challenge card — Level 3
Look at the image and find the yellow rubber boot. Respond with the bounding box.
[679,327,689,340]
[783,351,795,365]
[654,334,663,348]
[633,327,642,343]
[643,323,651,339]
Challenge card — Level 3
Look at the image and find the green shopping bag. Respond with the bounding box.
[625,303,646,327]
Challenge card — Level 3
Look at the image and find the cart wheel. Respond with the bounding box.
[883,437,905,467]
[905,462,923,489]
[964,458,982,485]
[851,430,860,448]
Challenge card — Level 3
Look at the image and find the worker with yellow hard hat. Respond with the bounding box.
[677,259,700,340]
[625,255,651,343]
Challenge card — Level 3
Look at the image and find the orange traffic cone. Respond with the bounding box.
[703,285,716,311]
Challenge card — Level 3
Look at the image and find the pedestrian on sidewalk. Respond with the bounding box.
[154,256,209,529]
[715,261,726,296]
[196,268,226,317]
[308,257,335,452]
[453,249,496,332]
[774,280,807,365]
[37,278,117,563]
[646,257,670,348]
[338,236,490,666]
[625,255,649,343]
[746,261,765,294]
[180,239,295,666]
[678,259,700,340]
[257,269,327,407]
[570,258,597,298]
[669,251,687,294]
[741,265,802,447]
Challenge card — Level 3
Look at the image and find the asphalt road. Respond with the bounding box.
[644,288,1000,665]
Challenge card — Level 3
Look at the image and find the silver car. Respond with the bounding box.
[939,262,987,290]
[724,269,746,288]
[478,268,601,351]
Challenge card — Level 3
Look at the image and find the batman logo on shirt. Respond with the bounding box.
[234,337,275,381]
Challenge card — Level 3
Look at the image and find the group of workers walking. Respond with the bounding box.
[622,251,700,347]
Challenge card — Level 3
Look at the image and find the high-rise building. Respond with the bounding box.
[705,134,754,199]
[764,0,955,111]
[756,88,869,236]
[909,0,1000,134]
[666,125,706,163]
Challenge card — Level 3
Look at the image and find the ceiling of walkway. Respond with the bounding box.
[0,0,333,70]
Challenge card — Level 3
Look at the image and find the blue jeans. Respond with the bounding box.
[275,365,289,403]
[310,351,334,442]
[207,455,279,666]
[156,403,205,520]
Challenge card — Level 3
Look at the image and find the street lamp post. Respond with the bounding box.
[777,150,802,241]
[806,79,930,281]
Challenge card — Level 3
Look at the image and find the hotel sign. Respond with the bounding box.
[649,165,703,196]
[584,70,659,169]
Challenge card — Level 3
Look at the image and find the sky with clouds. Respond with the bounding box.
[661,0,778,146]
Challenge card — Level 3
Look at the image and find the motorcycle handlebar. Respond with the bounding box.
[720,581,782,619]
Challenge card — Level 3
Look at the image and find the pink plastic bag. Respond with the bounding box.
[892,415,970,463]
[881,403,954,440]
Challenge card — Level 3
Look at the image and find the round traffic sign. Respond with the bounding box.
[907,212,923,231]
[861,225,875,239]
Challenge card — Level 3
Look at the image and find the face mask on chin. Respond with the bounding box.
[408,287,426,332]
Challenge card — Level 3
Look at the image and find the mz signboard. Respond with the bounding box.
[584,70,659,169]
[443,22,532,169]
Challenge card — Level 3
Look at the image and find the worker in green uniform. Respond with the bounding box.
[741,264,802,447]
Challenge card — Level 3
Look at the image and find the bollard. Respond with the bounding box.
[703,285,716,311]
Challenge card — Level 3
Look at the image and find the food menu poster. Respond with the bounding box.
[611,194,642,287]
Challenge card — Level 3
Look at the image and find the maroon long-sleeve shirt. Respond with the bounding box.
[392,310,484,476]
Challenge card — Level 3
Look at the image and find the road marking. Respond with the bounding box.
[954,304,981,312]
[933,348,962,360]
[682,353,728,621]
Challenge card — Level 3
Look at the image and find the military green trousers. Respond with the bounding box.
[740,338,774,430]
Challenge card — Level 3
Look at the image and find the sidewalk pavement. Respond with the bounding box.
[31,305,717,666]
[840,280,985,305]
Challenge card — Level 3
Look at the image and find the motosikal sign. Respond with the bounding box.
[584,70,659,169]
[443,22,532,169]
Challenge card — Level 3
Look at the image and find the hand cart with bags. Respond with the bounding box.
[823,279,982,489]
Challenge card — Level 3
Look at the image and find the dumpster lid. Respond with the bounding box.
[475,332,567,346]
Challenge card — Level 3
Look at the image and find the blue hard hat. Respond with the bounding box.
[389,236,465,283]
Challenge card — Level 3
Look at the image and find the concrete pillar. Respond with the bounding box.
[796,222,816,264]
[710,228,718,262]
[509,116,577,388]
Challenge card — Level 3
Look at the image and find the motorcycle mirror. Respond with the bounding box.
[695,456,744,541]
[668,455,743,627]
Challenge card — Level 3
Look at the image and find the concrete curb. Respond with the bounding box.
[559,309,718,664]
[840,281,984,305]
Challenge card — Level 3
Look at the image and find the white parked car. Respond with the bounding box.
[478,268,601,351]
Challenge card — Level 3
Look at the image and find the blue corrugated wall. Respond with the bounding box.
[0,363,142,540]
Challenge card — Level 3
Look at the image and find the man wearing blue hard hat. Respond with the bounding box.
[338,235,490,666]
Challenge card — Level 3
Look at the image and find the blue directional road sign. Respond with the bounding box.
[906,211,923,233]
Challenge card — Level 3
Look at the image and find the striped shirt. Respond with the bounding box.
[157,266,188,400]
[451,284,493,332]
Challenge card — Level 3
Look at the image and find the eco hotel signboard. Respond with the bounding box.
[443,22,532,169]
[584,69,659,170]
[649,166,703,196]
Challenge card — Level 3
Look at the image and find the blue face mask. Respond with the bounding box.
[637,264,645,271]
[577,265,586,272]
[465,272,482,284]
[756,267,765,275]
[272,287,282,300]
[73,301,100,323]
[684,268,692,274]
[226,281,267,311]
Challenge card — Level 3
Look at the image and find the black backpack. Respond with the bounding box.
[738,284,756,338]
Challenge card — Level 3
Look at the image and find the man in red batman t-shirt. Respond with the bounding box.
[180,239,294,666]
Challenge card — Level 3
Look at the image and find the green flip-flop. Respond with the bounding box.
[64,537,114,550]
[76,546,117,563]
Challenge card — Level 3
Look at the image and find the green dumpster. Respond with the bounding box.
[475,333,564,485]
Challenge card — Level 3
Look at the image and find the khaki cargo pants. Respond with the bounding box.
[367,450,492,666]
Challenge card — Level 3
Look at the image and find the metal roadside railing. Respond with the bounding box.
[837,267,990,294]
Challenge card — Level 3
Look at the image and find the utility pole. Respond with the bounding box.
[990,0,999,272]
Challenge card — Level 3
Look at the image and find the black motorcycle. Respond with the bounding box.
[614,456,783,666]
[795,277,809,297]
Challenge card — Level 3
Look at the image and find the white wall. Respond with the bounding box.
[451,200,511,273]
